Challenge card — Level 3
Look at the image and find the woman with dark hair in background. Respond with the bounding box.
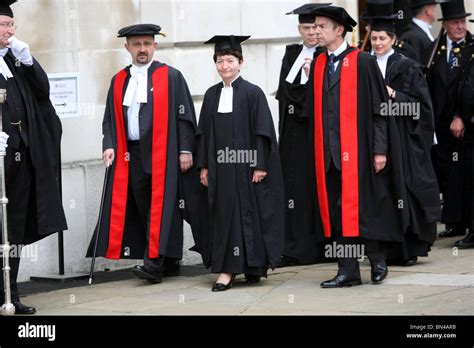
[368,2,441,266]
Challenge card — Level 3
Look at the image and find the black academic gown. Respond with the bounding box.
[381,53,441,261]
[307,46,406,243]
[401,22,434,65]
[276,44,328,263]
[87,62,202,261]
[427,33,473,198]
[0,51,67,304]
[442,40,474,231]
[1,51,67,244]
[196,76,285,272]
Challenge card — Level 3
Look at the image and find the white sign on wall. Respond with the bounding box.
[48,73,80,119]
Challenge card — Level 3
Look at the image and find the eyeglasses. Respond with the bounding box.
[0,22,17,30]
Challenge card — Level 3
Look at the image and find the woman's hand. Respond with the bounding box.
[374,154,387,174]
[200,168,209,187]
[252,170,267,183]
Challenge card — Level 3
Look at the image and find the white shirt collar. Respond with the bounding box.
[130,60,153,75]
[221,74,240,88]
[302,43,317,51]
[412,18,434,41]
[328,41,348,58]
[375,49,395,79]
[377,49,395,62]
[447,36,465,48]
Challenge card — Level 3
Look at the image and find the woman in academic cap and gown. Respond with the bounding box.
[195,35,284,291]
[368,7,441,265]
[360,0,418,61]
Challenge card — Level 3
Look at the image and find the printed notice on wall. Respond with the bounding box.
[48,73,80,119]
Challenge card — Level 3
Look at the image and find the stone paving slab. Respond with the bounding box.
[18,238,474,316]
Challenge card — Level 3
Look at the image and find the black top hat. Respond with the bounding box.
[438,0,471,21]
[361,0,399,21]
[286,3,332,24]
[311,6,357,32]
[117,24,164,38]
[0,0,16,18]
[412,0,453,10]
[204,35,251,53]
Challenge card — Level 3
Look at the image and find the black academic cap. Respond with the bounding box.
[369,18,396,33]
[204,35,251,53]
[286,3,332,24]
[311,6,357,32]
[438,0,471,20]
[412,0,453,10]
[0,0,16,18]
[117,24,165,38]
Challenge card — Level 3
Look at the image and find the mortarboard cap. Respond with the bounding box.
[286,3,332,24]
[311,5,357,32]
[117,24,166,38]
[0,0,16,18]
[204,35,251,53]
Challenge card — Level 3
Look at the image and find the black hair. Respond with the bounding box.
[213,49,243,63]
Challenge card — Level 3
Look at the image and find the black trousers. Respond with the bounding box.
[127,141,182,271]
[460,139,473,230]
[1,143,34,303]
[326,160,385,279]
[128,141,163,271]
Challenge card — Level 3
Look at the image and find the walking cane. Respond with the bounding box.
[88,162,110,285]
[0,89,14,315]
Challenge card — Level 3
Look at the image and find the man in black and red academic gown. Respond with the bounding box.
[426,0,473,239]
[276,3,332,267]
[307,5,405,287]
[0,0,67,314]
[87,24,200,284]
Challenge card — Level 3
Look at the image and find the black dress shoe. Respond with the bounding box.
[454,231,474,249]
[320,275,362,288]
[404,256,418,266]
[13,302,36,315]
[211,274,235,292]
[244,274,261,284]
[371,263,388,284]
[132,265,162,283]
[438,227,466,238]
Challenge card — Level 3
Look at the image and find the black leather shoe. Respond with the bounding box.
[371,263,388,284]
[163,259,181,277]
[211,274,235,292]
[454,231,474,249]
[13,302,36,315]
[404,256,418,266]
[320,275,362,288]
[132,265,162,283]
[438,227,466,238]
[244,274,261,284]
